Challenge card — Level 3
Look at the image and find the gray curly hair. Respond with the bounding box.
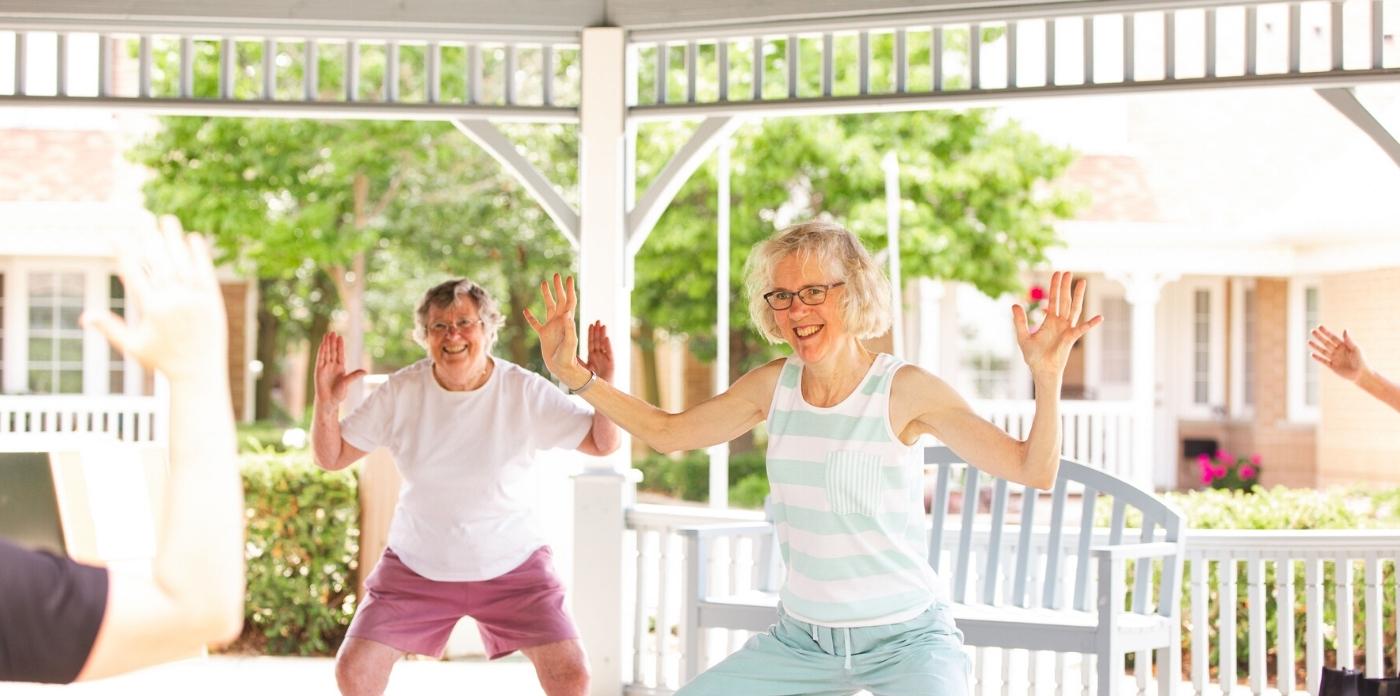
[412,278,506,351]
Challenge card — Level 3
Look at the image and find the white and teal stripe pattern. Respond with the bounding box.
[766,353,943,628]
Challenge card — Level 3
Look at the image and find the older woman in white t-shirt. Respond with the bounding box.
[311,278,620,696]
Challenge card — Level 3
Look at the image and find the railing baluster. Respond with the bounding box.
[503,44,515,105]
[1332,0,1345,71]
[858,30,870,94]
[1206,8,1218,79]
[1124,13,1135,83]
[141,35,154,99]
[346,40,359,102]
[970,24,981,90]
[1046,18,1057,86]
[1279,558,1296,694]
[98,34,112,97]
[304,40,317,101]
[1306,558,1323,694]
[386,41,399,103]
[784,35,796,99]
[1365,556,1382,678]
[14,32,26,96]
[717,41,729,102]
[539,43,552,106]
[1165,11,1176,80]
[467,43,481,104]
[1006,21,1017,88]
[1248,558,1266,693]
[1083,16,1094,85]
[218,37,231,100]
[1219,557,1237,693]
[56,33,67,97]
[428,41,442,104]
[262,38,275,100]
[1339,558,1355,669]
[933,26,945,91]
[686,41,698,103]
[1246,4,1259,76]
[751,37,762,100]
[632,529,650,685]
[656,528,673,685]
[1290,2,1303,74]
[895,29,908,93]
[1191,557,1207,692]
[1374,1,1386,70]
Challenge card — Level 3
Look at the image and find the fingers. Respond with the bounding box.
[1307,339,1334,358]
[540,279,558,316]
[345,369,368,384]
[522,308,544,333]
[81,309,132,357]
[1072,314,1104,340]
[1053,272,1068,317]
[1011,304,1031,343]
[564,276,578,316]
[1068,277,1086,325]
[1310,352,1333,369]
[1343,330,1358,351]
[1312,326,1341,350]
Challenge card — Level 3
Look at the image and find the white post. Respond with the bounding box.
[1113,272,1174,490]
[574,27,633,696]
[882,151,903,358]
[708,139,731,508]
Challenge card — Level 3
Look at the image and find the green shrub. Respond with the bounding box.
[240,451,360,656]
[634,450,768,508]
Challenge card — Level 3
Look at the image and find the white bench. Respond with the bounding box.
[678,446,1186,695]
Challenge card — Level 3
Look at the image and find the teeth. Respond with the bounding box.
[795,326,821,338]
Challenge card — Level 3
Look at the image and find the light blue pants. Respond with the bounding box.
[675,602,970,696]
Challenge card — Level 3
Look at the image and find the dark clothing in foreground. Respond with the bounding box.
[0,537,108,683]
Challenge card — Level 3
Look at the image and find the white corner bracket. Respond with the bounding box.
[625,115,743,260]
[451,118,581,247]
[1316,87,1400,169]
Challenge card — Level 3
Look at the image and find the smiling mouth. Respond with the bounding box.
[794,325,823,339]
[443,345,468,355]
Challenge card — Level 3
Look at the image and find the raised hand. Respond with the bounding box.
[82,221,227,382]
[1012,271,1103,379]
[1310,325,1367,382]
[523,274,588,387]
[315,331,367,405]
[584,320,614,383]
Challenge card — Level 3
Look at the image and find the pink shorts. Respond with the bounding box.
[346,545,578,659]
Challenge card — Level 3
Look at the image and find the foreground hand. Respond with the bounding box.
[1013,271,1102,379]
[523,274,587,386]
[315,332,367,405]
[1310,325,1367,382]
[82,220,227,382]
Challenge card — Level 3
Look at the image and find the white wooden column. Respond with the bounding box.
[1114,272,1174,490]
[573,26,633,696]
[708,138,732,508]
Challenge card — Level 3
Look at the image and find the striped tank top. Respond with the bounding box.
[766,353,943,627]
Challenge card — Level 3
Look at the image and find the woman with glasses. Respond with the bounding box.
[527,220,1099,696]
[312,278,620,696]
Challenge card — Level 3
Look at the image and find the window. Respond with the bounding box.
[955,286,1023,400]
[1193,289,1210,405]
[1100,295,1132,385]
[1304,286,1320,407]
[109,275,126,394]
[27,272,84,394]
[1243,287,1256,407]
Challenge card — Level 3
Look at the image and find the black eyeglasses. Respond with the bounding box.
[762,282,846,310]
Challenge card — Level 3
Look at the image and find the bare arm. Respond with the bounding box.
[1311,325,1400,414]
[574,320,621,456]
[893,272,1100,490]
[75,226,244,679]
[311,332,369,471]
[526,275,775,453]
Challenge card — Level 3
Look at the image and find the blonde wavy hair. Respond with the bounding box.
[744,220,892,344]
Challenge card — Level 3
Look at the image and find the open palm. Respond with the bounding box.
[1310,325,1366,382]
[1013,271,1102,378]
[524,274,586,384]
[314,331,367,405]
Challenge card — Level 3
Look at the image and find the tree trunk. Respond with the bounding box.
[254,277,280,421]
[505,243,531,366]
[302,271,336,422]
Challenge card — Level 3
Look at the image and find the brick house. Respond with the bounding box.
[0,108,256,430]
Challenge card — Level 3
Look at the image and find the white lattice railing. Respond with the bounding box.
[624,503,1400,696]
[974,398,1141,485]
[0,395,163,443]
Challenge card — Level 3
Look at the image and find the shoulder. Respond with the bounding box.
[890,362,957,402]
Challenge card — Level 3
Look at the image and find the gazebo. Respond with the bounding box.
[3,1,1398,694]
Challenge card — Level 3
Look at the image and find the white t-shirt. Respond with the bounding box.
[341,357,593,581]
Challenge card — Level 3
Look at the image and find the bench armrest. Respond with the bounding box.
[1089,541,1180,561]
[676,522,776,540]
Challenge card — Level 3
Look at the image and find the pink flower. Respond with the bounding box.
[1200,470,1216,485]
[1211,463,1228,478]
[1029,286,1046,301]
[1250,454,1262,466]
[1218,450,1234,465]
[1197,453,1211,466]
[1239,466,1257,480]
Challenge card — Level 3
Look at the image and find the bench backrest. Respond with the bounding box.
[925,446,1185,618]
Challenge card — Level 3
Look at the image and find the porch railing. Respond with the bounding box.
[0,395,164,443]
[623,503,1400,695]
[973,398,1140,484]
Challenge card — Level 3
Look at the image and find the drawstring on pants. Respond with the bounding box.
[843,627,852,670]
[809,622,854,670]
